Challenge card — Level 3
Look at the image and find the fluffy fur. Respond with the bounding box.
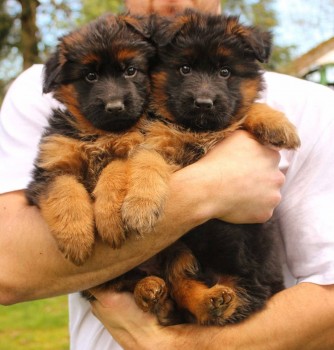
[118,10,300,325]
[26,13,155,265]
[26,10,300,325]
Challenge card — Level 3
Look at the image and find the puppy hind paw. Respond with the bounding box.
[197,285,237,326]
[134,276,168,313]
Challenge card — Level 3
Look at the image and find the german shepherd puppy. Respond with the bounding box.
[26,14,155,265]
[120,10,300,325]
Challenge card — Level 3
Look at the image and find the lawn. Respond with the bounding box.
[0,295,69,350]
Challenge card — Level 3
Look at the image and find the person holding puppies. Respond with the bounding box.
[0,0,333,349]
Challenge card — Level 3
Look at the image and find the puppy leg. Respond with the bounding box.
[243,103,301,149]
[134,276,177,325]
[94,159,128,248]
[174,279,239,325]
[40,175,94,265]
[122,148,172,235]
[165,244,239,325]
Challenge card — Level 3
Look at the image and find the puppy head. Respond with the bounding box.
[150,10,272,131]
[43,13,155,133]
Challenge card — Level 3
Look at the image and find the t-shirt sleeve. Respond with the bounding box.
[0,65,59,194]
[263,72,334,286]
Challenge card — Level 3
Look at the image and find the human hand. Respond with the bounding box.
[91,284,334,350]
[191,130,285,224]
[90,290,175,350]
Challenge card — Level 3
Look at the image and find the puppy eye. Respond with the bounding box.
[125,66,137,78]
[179,65,192,76]
[85,72,98,83]
[219,67,231,78]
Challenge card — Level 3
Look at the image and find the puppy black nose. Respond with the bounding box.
[194,98,213,109]
[105,100,125,112]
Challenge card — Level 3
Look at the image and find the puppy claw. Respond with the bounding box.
[253,122,301,149]
[54,227,95,266]
[122,196,165,235]
[97,224,127,249]
[95,209,127,249]
[197,285,237,325]
[134,276,168,313]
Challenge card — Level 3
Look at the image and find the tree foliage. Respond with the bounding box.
[19,0,40,69]
[79,0,124,23]
[1,0,42,74]
[0,0,81,102]
[221,0,277,28]
[0,0,15,55]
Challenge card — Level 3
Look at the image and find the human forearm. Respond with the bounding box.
[167,283,334,350]
[92,283,334,350]
[0,131,283,304]
[0,181,206,304]
[0,158,226,304]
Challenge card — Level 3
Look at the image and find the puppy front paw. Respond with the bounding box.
[94,196,127,249]
[48,212,95,265]
[56,228,95,266]
[93,159,129,248]
[121,192,167,235]
[251,118,301,149]
[244,104,301,149]
[40,175,95,265]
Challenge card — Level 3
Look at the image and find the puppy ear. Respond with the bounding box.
[151,14,186,47]
[121,14,152,39]
[241,26,272,63]
[227,17,272,63]
[43,49,64,93]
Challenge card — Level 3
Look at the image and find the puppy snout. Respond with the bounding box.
[194,97,214,109]
[105,100,125,113]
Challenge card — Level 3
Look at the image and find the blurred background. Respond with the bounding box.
[0,0,334,104]
[0,0,333,348]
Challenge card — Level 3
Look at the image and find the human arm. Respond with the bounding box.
[0,131,283,305]
[90,282,334,350]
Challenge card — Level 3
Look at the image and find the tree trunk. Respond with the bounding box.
[18,0,40,70]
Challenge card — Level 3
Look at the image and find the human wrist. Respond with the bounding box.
[168,161,225,227]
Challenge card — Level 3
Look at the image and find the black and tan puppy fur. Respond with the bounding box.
[25,13,155,265]
[120,10,300,326]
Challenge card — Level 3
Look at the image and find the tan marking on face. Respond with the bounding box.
[81,53,100,65]
[234,77,262,119]
[150,71,176,122]
[116,48,138,62]
[217,46,233,57]
[241,78,262,103]
[54,84,106,135]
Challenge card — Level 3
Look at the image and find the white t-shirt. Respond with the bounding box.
[1,64,334,350]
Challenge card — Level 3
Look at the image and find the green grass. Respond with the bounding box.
[0,295,69,350]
